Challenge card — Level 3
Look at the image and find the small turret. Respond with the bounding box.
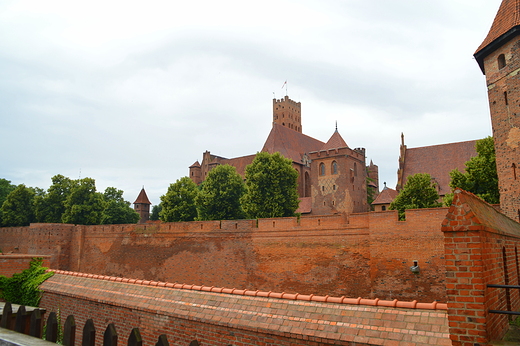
[133,187,151,224]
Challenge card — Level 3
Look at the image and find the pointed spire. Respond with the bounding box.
[321,126,348,151]
[474,0,520,73]
[134,187,151,205]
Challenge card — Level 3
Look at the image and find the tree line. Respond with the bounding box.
[155,152,300,222]
[389,136,498,220]
[0,175,139,227]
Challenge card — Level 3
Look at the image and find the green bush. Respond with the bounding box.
[0,258,54,306]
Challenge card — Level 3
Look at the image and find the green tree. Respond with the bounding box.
[1,184,36,226]
[448,136,499,204]
[62,178,104,225]
[150,204,162,221]
[197,165,245,221]
[0,179,16,226]
[241,152,300,219]
[34,175,75,223]
[389,173,441,220]
[101,187,140,224]
[160,177,199,222]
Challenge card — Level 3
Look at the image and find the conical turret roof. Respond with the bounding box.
[321,129,348,151]
[475,0,520,72]
[134,187,151,205]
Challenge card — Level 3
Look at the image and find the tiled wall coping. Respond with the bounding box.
[50,269,447,310]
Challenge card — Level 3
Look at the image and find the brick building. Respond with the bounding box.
[396,133,478,199]
[474,0,520,221]
[189,96,379,215]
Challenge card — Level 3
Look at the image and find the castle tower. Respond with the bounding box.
[133,187,151,224]
[189,161,202,185]
[273,96,302,133]
[474,0,520,221]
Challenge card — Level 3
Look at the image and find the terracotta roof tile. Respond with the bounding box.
[190,161,201,168]
[220,154,257,177]
[41,272,450,345]
[475,0,520,72]
[476,0,520,54]
[296,197,312,214]
[133,187,151,205]
[321,130,349,151]
[401,140,478,196]
[372,187,398,205]
[261,124,324,163]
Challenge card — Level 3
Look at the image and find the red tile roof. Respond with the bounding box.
[133,188,151,205]
[475,0,520,72]
[372,187,398,205]
[321,130,348,151]
[476,0,520,54]
[220,154,257,177]
[189,161,201,168]
[296,197,312,214]
[261,124,324,163]
[401,140,478,196]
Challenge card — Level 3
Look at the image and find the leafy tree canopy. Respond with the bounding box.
[448,136,499,204]
[160,177,199,222]
[1,184,36,227]
[0,179,16,226]
[389,173,441,220]
[150,204,162,221]
[101,187,140,225]
[197,165,245,221]
[62,178,105,225]
[34,174,75,223]
[241,152,300,219]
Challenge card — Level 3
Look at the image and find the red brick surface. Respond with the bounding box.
[442,189,520,345]
[0,254,50,277]
[0,211,448,303]
[40,273,451,346]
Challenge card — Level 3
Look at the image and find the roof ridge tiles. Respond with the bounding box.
[48,269,447,310]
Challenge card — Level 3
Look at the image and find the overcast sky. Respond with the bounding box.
[0,0,500,205]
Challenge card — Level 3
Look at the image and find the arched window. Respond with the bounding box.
[332,161,338,174]
[304,172,311,197]
[354,162,358,176]
[498,54,506,69]
[319,163,325,176]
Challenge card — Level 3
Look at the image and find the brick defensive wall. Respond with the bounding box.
[0,210,448,302]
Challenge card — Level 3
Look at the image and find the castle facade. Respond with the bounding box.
[189,96,379,215]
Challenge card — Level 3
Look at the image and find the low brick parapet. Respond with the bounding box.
[40,271,450,345]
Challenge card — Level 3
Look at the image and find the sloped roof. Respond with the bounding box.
[296,197,312,214]
[220,154,257,177]
[475,0,520,72]
[134,188,151,205]
[321,130,348,151]
[261,123,324,163]
[401,140,478,196]
[372,187,398,205]
[444,189,520,236]
[190,161,201,168]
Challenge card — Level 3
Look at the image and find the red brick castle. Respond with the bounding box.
[189,95,379,215]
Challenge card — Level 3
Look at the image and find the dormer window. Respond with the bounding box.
[498,54,506,69]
